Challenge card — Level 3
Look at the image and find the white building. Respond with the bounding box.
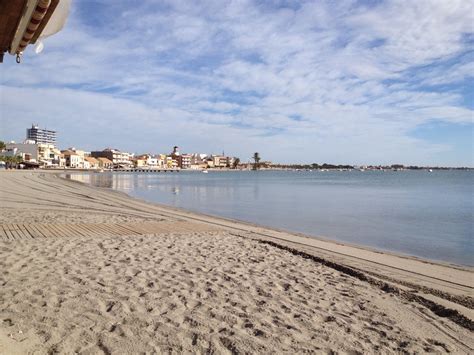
[146,156,159,166]
[212,155,229,168]
[4,141,61,167]
[37,143,61,166]
[62,149,85,168]
[4,142,38,162]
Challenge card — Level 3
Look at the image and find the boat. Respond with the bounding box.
[202,170,209,173]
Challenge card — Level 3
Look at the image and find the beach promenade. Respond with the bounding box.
[0,171,472,353]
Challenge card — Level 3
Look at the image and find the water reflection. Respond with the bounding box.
[67,173,135,190]
[66,171,253,206]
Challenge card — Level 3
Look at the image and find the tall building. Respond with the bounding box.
[26,124,57,146]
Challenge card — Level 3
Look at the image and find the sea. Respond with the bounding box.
[64,170,473,266]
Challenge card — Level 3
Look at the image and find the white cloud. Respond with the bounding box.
[1,0,473,166]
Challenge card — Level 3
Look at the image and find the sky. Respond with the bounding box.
[1,0,473,166]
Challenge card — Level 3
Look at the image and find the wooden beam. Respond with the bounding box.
[0,0,27,53]
[30,0,58,44]
[9,0,39,54]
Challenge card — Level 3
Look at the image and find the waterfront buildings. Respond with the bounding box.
[170,146,193,169]
[170,146,181,166]
[209,155,233,168]
[4,142,38,162]
[5,141,61,167]
[147,156,160,167]
[133,154,163,168]
[97,157,113,169]
[2,125,61,167]
[84,157,99,169]
[26,124,57,146]
[189,154,208,170]
[166,156,178,169]
[37,143,61,166]
[179,154,192,169]
[91,148,132,167]
[61,149,84,168]
[2,126,239,170]
[133,155,147,168]
[60,148,89,168]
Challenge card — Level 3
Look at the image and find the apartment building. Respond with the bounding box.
[179,154,192,169]
[91,148,132,167]
[61,150,84,168]
[37,143,61,166]
[84,157,100,169]
[97,157,113,169]
[212,155,229,168]
[26,124,57,146]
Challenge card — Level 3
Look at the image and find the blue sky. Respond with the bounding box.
[1,0,473,166]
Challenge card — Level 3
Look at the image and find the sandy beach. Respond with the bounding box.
[0,171,472,354]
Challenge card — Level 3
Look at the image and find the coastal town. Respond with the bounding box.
[1,125,242,171]
[1,125,470,172]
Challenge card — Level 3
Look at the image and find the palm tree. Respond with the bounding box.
[0,156,11,169]
[14,155,23,168]
[0,155,23,169]
[233,158,240,169]
[252,152,261,170]
[0,141,5,151]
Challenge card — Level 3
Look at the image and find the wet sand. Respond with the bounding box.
[0,171,472,354]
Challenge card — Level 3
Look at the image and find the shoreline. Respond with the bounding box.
[71,174,473,306]
[1,170,473,353]
[63,170,472,269]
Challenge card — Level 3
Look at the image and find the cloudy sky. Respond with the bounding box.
[1,0,473,166]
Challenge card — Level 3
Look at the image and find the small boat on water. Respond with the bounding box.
[202,170,209,173]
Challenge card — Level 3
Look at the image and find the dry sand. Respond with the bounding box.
[0,171,472,354]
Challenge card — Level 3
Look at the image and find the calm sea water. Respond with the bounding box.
[65,170,473,266]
